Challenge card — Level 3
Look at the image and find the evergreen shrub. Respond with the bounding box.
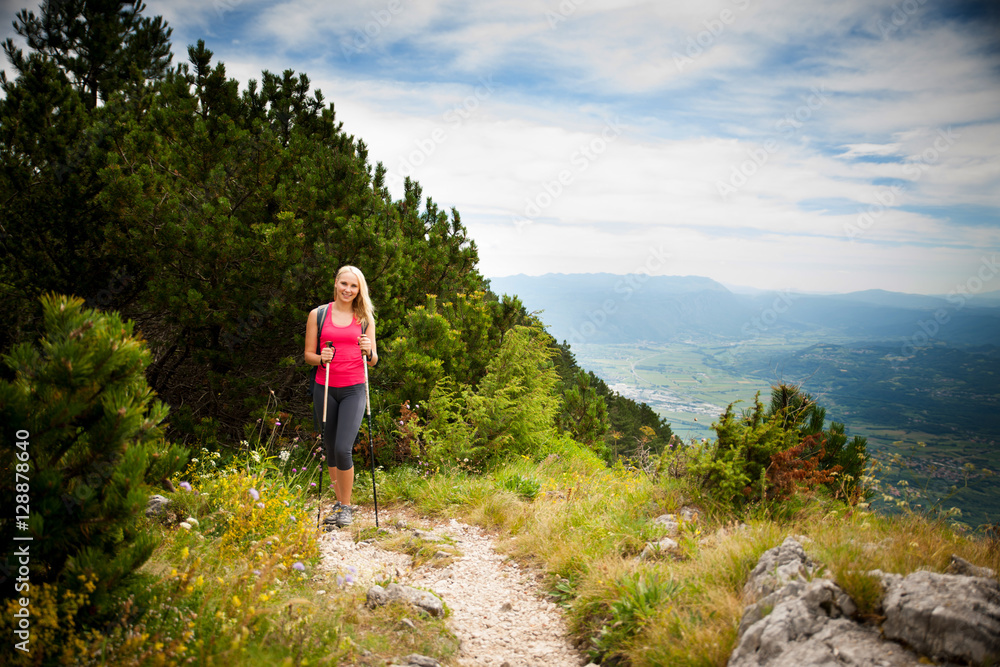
[0,295,187,623]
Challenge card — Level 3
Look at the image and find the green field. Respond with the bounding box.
[574,341,759,442]
[574,337,1000,528]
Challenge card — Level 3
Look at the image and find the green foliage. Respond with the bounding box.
[690,392,786,507]
[559,369,611,454]
[553,342,672,463]
[98,42,488,440]
[496,468,542,500]
[586,573,683,664]
[691,385,871,509]
[0,295,188,620]
[0,2,678,474]
[1,3,486,442]
[384,291,527,411]
[4,0,173,109]
[410,326,563,469]
[0,1,173,354]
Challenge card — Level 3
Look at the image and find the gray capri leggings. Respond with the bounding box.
[312,380,366,471]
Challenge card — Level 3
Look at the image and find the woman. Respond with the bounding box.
[304,265,378,528]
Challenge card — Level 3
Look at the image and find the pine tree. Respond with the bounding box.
[559,369,610,453]
[5,0,173,109]
[0,295,187,618]
[0,0,172,352]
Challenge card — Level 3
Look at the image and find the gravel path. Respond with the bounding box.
[317,505,587,666]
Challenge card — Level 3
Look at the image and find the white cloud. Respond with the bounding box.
[5,0,996,293]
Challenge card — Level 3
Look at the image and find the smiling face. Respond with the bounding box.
[336,270,360,305]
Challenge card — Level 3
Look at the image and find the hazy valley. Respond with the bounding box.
[490,273,1000,527]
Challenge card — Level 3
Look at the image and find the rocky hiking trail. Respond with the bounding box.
[314,504,1000,667]
[317,504,590,667]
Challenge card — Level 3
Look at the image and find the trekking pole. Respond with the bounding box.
[317,342,334,529]
[363,349,379,528]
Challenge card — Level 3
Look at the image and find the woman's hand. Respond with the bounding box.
[320,346,335,364]
[358,334,372,356]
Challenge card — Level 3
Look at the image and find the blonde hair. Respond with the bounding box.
[336,265,375,328]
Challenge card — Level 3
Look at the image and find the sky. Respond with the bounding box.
[3,0,999,295]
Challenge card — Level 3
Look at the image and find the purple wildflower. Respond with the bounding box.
[179,481,192,492]
[249,488,260,501]
[257,502,265,509]
[292,562,305,572]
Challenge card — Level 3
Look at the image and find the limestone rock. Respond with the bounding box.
[145,494,170,518]
[729,579,922,667]
[367,583,445,617]
[412,529,445,542]
[653,514,681,535]
[653,506,698,530]
[946,554,996,579]
[393,654,439,667]
[742,537,818,602]
[679,505,699,522]
[731,537,1000,667]
[882,569,1000,665]
[638,537,680,561]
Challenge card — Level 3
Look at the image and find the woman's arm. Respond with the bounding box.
[360,322,378,367]
[304,309,334,367]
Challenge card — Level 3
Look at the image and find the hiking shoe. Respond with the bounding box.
[335,504,355,528]
[322,501,342,525]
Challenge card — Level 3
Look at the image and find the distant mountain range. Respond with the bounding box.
[487,274,1000,348]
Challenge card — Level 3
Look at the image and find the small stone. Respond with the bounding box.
[947,554,996,579]
[145,494,170,518]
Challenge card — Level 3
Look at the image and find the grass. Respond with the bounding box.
[27,432,999,666]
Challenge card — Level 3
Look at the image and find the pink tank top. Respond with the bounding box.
[314,307,365,387]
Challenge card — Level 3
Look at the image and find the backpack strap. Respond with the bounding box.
[315,302,331,356]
